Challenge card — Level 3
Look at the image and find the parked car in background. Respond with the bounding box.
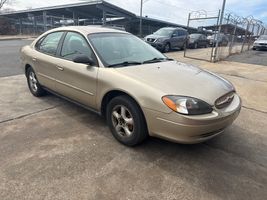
[208,33,229,47]
[145,27,188,52]
[253,35,267,50]
[20,26,241,146]
[188,33,209,48]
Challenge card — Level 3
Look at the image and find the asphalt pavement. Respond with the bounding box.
[226,49,267,66]
[0,39,32,77]
[0,40,266,200]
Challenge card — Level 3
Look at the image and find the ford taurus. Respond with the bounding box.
[20,26,241,146]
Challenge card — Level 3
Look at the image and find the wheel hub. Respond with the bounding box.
[111,105,134,137]
[29,71,38,92]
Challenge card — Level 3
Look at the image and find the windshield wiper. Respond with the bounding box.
[107,61,142,67]
[143,57,173,64]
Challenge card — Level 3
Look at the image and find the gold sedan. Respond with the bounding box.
[20,26,241,146]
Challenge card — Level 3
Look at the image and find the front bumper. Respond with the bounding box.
[143,94,241,144]
[253,43,267,49]
[146,41,164,51]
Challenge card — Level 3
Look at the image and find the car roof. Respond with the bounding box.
[45,25,127,35]
[160,27,186,31]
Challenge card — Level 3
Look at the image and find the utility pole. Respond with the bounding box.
[214,0,226,61]
[139,0,143,38]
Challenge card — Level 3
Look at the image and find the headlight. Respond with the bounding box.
[156,38,165,42]
[162,95,213,115]
[189,39,195,43]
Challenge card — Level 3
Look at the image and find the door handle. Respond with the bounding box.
[32,57,37,62]
[56,66,64,71]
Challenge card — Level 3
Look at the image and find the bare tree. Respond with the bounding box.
[0,0,9,10]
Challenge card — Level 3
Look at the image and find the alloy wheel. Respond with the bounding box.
[29,71,38,92]
[111,105,134,137]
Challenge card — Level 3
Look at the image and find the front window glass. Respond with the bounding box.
[61,32,94,61]
[38,32,63,55]
[88,33,167,67]
[178,30,187,36]
[154,28,174,37]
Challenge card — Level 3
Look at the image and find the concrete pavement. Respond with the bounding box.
[226,49,267,66]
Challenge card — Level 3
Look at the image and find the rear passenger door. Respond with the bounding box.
[54,31,98,108]
[177,30,186,48]
[33,31,65,90]
[199,35,206,46]
[170,30,179,48]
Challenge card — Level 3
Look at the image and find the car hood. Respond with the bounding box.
[145,34,169,40]
[115,61,234,105]
[254,40,267,43]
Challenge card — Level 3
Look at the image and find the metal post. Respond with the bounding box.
[139,0,143,38]
[33,16,37,35]
[43,11,47,32]
[73,11,77,25]
[214,0,226,62]
[184,12,190,58]
[102,10,106,25]
[256,24,261,36]
[211,10,221,62]
[51,17,54,28]
[229,22,237,55]
[248,23,255,50]
[19,17,22,35]
[241,21,250,52]
[261,27,265,35]
[226,13,230,24]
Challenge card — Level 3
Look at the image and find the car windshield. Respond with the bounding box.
[258,35,267,40]
[153,28,174,37]
[88,33,168,67]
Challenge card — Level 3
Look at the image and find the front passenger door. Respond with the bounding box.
[170,30,179,48]
[55,32,99,108]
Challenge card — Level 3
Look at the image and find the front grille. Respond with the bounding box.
[259,43,267,45]
[215,92,235,109]
[147,38,156,42]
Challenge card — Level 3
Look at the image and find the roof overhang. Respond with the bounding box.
[0,0,136,19]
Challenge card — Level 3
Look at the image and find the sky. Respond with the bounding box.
[3,0,267,26]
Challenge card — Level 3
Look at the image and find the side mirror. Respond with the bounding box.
[73,55,95,65]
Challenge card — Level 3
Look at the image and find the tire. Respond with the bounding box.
[106,95,148,146]
[163,43,170,53]
[26,67,46,97]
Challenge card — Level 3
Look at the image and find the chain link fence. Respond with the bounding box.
[184,11,266,62]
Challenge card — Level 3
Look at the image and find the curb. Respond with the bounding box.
[0,37,37,41]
